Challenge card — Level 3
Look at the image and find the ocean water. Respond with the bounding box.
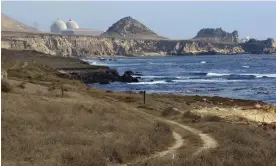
[85,55,276,104]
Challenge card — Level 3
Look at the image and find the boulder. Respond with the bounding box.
[124,70,134,75]
[120,71,139,82]
[1,70,8,79]
[99,79,110,84]
[124,70,142,76]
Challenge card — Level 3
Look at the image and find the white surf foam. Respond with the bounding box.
[172,79,242,83]
[140,76,171,78]
[206,72,229,76]
[128,80,167,85]
[206,72,276,78]
[200,61,206,64]
[147,62,173,65]
[253,74,276,78]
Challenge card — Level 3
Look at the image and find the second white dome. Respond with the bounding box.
[66,19,79,29]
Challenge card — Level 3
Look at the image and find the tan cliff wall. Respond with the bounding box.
[1,33,246,57]
[273,42,276,48]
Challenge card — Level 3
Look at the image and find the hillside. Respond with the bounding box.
[101,16,167,40]
[1,49,174,165]
[1,13,39,32]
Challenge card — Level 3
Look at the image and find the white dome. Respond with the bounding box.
[66,19,79,29]
[50,19,67,33]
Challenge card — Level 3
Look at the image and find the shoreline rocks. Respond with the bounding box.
[57,68,139,84]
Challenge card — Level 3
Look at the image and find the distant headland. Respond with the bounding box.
[1,14,276,56]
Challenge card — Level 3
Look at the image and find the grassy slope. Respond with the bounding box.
[118,94,276,166]
[1,50,174,166]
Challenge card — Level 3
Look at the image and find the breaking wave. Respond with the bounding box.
[128,80,167,85]
[206,72,276,78]
[172,79,242,83]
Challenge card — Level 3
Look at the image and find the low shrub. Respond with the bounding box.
[48,86,55,91]
[18,82,26,89]
[203,115,223,122]
[182,111,201,122]
[1,80,12,92]
[162,107,181,117]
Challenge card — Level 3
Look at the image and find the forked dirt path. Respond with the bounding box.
[118,106,219,166]
[162,117,218,156]
[120,132,184,166]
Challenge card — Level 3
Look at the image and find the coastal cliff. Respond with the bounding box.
[1,32,247,57]
[1,15,275,56]
[241,38,276,54]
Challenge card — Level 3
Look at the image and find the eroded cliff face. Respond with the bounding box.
[1,33,247,57]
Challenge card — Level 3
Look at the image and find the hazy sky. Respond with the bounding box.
[2,1,276,40]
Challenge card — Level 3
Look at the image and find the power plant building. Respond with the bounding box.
[50,19,103,36]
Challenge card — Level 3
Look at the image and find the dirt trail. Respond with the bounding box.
[159,117,218,156]
[118,106,218,166]
[120,132,184,166]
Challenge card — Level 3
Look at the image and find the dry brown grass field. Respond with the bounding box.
[1,49,276,166]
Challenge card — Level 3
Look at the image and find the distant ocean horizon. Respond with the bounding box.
[85,54,276,104]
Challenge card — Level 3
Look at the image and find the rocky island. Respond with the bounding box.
[192,28,239,43]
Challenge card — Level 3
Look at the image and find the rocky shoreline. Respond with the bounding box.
[1,49,138,85]
[56,66,138,84]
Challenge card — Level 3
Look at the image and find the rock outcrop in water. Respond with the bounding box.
[101,16,167,40]
[193,28,239,43]
[241,38,276,54]
[57,67,138,84]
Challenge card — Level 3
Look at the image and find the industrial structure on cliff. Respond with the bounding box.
[50,18,103,36]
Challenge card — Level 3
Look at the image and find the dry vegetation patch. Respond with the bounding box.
[1,79,13,92]
[161,107,181,117]
[2,90,174,165]
[1,49,175,166]
[142,121,276,166]
[193,107,276,124]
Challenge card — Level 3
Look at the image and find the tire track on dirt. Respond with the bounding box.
[117,106,218,166]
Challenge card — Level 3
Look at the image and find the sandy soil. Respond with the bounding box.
[194,107,276,124]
